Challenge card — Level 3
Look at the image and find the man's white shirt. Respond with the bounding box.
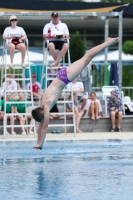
[43,20,69,36]
[1,80,17,95]
[67,81,84,97]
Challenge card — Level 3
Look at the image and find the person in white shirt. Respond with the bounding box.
[43,12,69,67]
[83,92,103,120]
[1,74,18,100]
[67,78,88,110]
[3,15,27,68]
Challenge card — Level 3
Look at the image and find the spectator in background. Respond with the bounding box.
[49,104,62,120]
[1,74,19,100]
[0,95,16,135]
[82,92,103,120]
[107,89,123,132]
[3,15,27,68]
[13,92,34,135]
[124,96,133,115]
[43,11,69,67]
[26,72,40,101]
[67,77,88,110]
[66,91,83,133]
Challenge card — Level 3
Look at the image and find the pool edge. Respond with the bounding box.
[0,132,133,141]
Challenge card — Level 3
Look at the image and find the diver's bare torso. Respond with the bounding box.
[40,78,66,110]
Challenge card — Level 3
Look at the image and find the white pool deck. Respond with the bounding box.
[0,132,133,142]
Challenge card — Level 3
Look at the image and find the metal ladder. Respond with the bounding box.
[41,38,76,135]
[0,39,36,138]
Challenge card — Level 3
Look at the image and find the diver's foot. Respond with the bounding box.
[106,37,120,46]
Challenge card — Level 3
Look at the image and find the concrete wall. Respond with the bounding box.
[0,116,133,135]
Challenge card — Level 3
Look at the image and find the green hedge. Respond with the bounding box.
[65,31,86,63]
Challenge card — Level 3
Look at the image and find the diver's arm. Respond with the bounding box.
[42,106,50,130]
[38,107,49,147]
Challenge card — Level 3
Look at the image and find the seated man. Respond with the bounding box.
[43,11,69,67]
[26,72,40,101]
[66,77,88,110]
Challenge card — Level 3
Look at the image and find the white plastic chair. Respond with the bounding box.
[102,86,125,116]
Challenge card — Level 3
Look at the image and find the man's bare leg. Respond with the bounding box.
[50,43,69,67]
[48,43,57,61]
[74,107,82,133]
[81,97,88,110]
[67,37,120,81]
[76,113,83,133]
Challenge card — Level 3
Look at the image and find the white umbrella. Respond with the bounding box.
[0,51,54,65]
[92,50,133,62]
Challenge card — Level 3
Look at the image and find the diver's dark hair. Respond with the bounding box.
[31,107,44,122]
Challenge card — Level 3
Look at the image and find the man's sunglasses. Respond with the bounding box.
[10,19,17,22]
[32,76,36,78]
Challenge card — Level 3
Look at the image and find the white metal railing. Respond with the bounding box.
[122,87,133,100]
[0,39,36,138]
[41,38,76,135]
[92,86,133,116]
[92,86,133,100]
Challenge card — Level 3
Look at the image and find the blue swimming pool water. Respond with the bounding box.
[0,140,133,200]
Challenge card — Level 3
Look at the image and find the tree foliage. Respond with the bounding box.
[52,0,82,1]
[122,40,133,55]
[122,65,133,86]
[69,32,86,63]
[101,0,133,3]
